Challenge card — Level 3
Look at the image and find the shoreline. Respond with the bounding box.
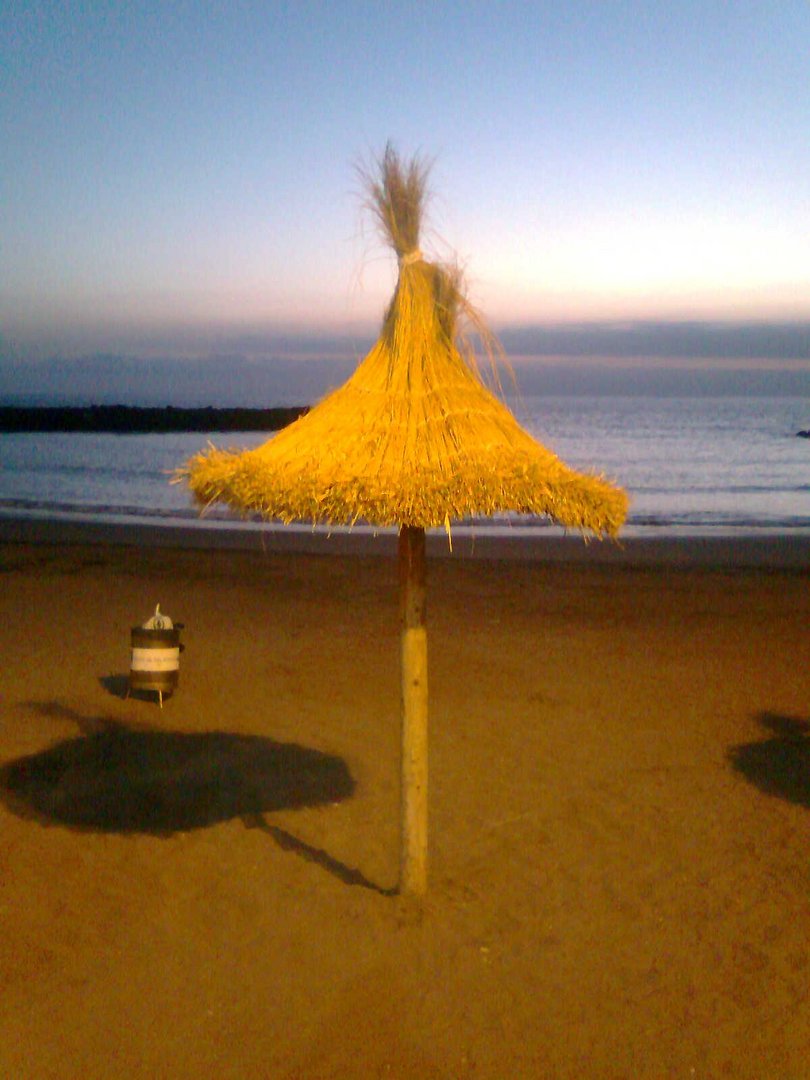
[0,403,308,433]
[1,513,809,567]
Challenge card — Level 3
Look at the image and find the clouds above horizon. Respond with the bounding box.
[3,343,810,408]
[3,317,808,368]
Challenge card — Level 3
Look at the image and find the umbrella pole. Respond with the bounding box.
[399,524,428,896]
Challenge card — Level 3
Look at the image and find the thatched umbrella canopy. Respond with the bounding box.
[180,146,628,895]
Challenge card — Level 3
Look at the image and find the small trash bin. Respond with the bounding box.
[129,605,183,707]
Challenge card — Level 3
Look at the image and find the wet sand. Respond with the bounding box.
[1,525,809,1078]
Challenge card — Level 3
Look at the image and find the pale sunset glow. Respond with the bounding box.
[1,1,808,392]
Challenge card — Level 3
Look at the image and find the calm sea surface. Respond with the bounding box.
[1,395,808,536]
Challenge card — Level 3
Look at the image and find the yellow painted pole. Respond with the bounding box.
[399,524,428,896]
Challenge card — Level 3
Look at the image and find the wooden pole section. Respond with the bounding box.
[399,524,428,896]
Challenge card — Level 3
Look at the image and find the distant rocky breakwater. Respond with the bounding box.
[0,404,309,433]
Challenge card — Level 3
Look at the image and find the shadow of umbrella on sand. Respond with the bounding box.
[0,723,355,833]
[728,712,810,809]
[178,146,628,895]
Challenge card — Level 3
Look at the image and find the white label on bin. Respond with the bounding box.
[131,647,180,672]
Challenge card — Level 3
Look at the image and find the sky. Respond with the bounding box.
[1,1,809,401]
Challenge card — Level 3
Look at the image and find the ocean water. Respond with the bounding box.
[1,395,808,536]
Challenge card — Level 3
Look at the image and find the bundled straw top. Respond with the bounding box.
[180,146,628,538]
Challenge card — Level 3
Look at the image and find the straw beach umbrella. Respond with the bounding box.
[180,146,628,896]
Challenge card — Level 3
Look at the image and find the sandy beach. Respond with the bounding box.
[1,523,809,1078]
